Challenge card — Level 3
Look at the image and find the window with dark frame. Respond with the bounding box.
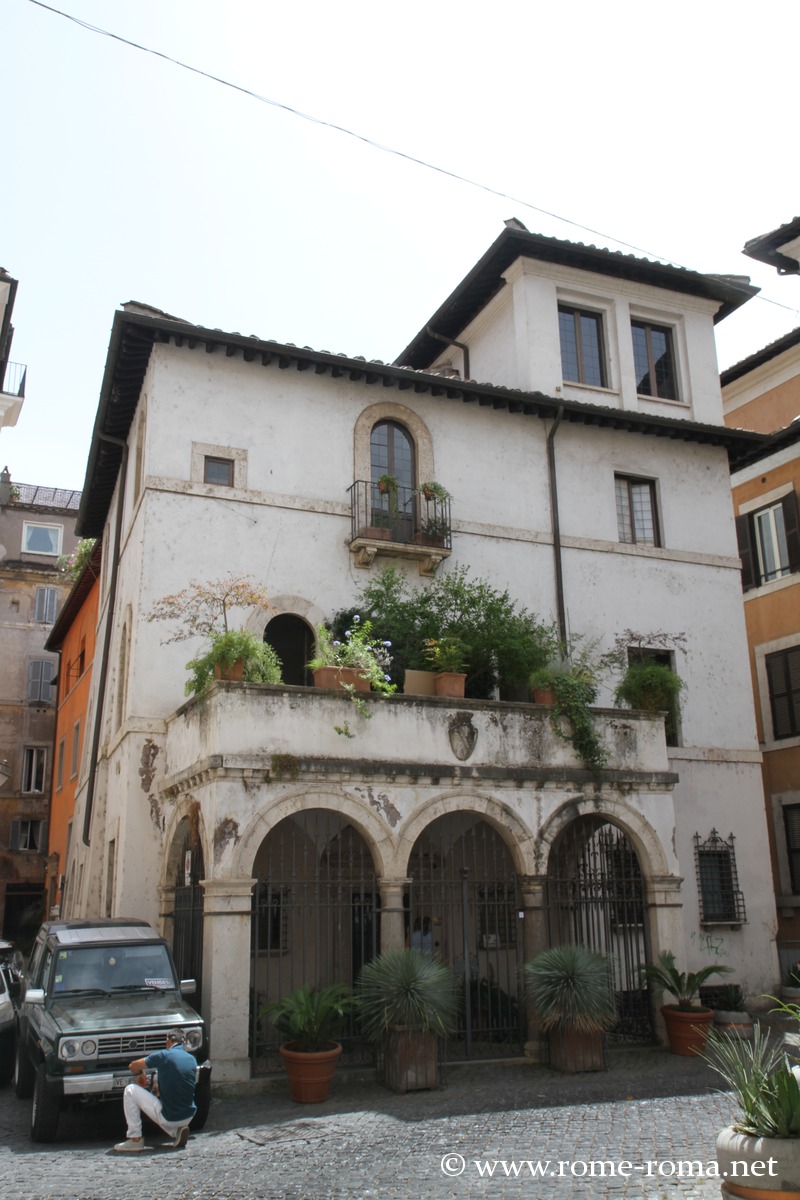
[558,305,607,388]
[631,320,677,400]
[765,646,800,741]
[203,456,234,487]
[783,804,800,894]
[615,475,660,546]
[736,491,800,591]
[694,830,746,924]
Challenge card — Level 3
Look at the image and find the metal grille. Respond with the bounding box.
[547,818,653,1042]
[694,830,747,925]
[348,480,451,549]
[170,824,205,1013]
[407,815,524,1060]
[97,1030,169,1059]
[251,810,379,1074]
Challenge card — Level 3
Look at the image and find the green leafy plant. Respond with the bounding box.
[704,1024,800,1137]
[524,945,617,1034]
[56,537,98,581]
[415,481,451,503]
[377,474,398,496]
[308,618,395,697]
[422,635,466,674]
[184,628,282,696]
[717,985,746,1012]
[532,641,607,773]
[260,984,354,1053]
[640,950,731,1011]
[785,963,800,988]
[614,661,684,741]
[355,949,461,1039]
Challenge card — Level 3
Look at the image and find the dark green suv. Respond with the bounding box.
[15,918,211,1142]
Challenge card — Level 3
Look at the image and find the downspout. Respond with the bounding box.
[546,407,567,646]
[82,433,128,846]
[425,326,470,381]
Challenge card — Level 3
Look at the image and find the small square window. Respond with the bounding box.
[22,523,63,556]
[204,457,234,487]
[558,305,606,387]
[615,476,660,547]
[631,320,677,400]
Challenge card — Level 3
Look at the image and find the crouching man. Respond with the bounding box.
[114,1028,197,1153]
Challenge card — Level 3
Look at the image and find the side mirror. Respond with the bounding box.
[179,979,196,995]
[25,987,45,1006]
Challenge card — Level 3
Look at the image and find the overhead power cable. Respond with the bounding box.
[23,0,800,320]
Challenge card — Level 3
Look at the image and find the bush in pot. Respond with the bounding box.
[530,639,607,774]
[524,944,617,1072]
[614,660,684,743]
[261,983,354,1102]
[184,628,282,696]
[355,949,461,1092]
[641,950,731,1055]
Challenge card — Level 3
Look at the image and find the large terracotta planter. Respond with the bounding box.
[433,672,466,698]
[312,666,370,693]
[214,658,244,682]
[279,1041,342,1103]
[547,1028,606,1072]
[383,1028,439,1092]
[403,669,437,697]
[661,1004,714,1055]
[533,686,555,705]
[717,1125,800,1198]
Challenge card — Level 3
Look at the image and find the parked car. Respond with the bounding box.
[0,945,19,1087]
[15,918,211,1142]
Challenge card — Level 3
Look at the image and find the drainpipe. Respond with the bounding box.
[425,326,470,381]
[546,407,567,646]
[83,433,128,846]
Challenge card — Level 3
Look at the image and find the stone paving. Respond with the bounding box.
[0,1047,743,1200]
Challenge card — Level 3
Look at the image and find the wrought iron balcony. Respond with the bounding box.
[1,361,27,398]
[348,480,452,575]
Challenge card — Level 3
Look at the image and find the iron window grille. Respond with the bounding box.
[558,305,607,388]
[694,830,746,925]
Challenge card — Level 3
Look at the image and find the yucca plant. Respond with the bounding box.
[355,949,461,1039]
[704,1024,800,1138]
[641,950,731,1011]
[525,944,617,1034]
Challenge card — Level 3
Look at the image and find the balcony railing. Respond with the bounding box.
[1,361,27,398]
[348,480,452,550]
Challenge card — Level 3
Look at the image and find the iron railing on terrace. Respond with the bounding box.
[348,480,452,550]
[2,361,27,398]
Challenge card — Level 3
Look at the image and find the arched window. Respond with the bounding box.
[370,421,416,542]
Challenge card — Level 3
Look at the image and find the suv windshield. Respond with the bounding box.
[50,943,177,995]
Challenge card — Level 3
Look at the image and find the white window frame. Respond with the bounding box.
[10,819,45,852]
[753,502,791,584]
[22,522,63,556]
[22,747,47,794]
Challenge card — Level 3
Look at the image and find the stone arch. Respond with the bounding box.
[536,793,672,880]
[161,799,208,1010]
[162,798,209,890]
[353,401,435,487]
[396,790,534,878]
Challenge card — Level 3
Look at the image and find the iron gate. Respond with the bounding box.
[547,817,653,1041]
[251,809,379,1074]
[407,814,525,1059]
[169,821,205,1013]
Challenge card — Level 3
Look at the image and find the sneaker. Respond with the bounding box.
[172,1126,190,1150]
[114,1139,144,1153]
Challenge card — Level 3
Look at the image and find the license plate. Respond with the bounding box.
[113,1073,133,1089]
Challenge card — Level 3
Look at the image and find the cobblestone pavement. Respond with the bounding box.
[0,1047,743,1200]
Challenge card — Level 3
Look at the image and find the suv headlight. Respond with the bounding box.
[184,1027,203,1052]
[59,1038,98,1060]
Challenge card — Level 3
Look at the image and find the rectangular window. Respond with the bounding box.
[766,646,800,741]
[9,820,45,852]
[22,522,63,556]
[694,830,746,924]
[71,721,81,778]
[22,748,46,794]
[631,320,677,400]
[203,456,234,487]
[558,306,606,387]
[56,738,65,790]
[27,659,56,705]
[736,492,800,590]
[615,475,660,546]
[784,805,800,894]
[34,586,58,624]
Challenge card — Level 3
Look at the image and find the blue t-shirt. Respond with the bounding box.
[145,1046,197,1123]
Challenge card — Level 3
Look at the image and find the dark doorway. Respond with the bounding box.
[265,614,314,686]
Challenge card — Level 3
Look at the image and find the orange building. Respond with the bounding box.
[724,328,800,973]
[44,543,101,918]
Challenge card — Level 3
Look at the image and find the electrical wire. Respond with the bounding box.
[22,0,800,321]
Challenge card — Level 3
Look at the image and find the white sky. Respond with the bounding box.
[3,0,800,492]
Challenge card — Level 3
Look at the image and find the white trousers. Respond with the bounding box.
[123,1083,190,1141]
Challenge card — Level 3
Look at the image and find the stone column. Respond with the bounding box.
[646,874,685,1046]
[200,877,255,1083]
[519,874,550,1056]
[378,878,411,953]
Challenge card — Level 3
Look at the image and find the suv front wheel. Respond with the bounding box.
[14,1041,35,1099]
[31,1063,61,1143]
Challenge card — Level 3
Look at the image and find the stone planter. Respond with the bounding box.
[714,1009,755,1039]
[279,1041,342,1103]
[312,666,370,693]
[716,1124,800,1198]
[433,672,466,698]
[661,1004,715,1055]
[403,669,437,696]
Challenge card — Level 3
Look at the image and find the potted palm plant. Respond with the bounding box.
[261,983,354,1103]
[641,950,731,1055]
[355,949,461,1092]
[524,944,617,1072]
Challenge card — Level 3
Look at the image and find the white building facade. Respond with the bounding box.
[65,226,775,1081]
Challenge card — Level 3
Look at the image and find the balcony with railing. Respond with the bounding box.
[2,361,27,399]
[348,480,452,575]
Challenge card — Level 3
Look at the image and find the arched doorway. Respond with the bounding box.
[406,813,524,1059]
[264,613,314,686]
[167,812,205,1013]
[251,808,379,1074]
[546,815,653,1041]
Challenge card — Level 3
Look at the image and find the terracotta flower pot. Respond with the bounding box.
[661,1004,714,1055]
[213,658,244,682]
[433,672,466,698]
[312,666,371,693]
[279,1041,342,1103]
[533,686,556,705]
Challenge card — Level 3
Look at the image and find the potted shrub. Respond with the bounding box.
[614,660,684,742]
[524,944,617,1073]
[714,984,754,1040]
[415,481,450,504]
[641,950,731,1056]
[355,949,460,1093]
[413,482,451,547]
[308,617,395,698]
[531,640,607,774]
[422,635,468,698]
[261,984,353,1103]
[184,628,282,695]
[704,1021,800,1198]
